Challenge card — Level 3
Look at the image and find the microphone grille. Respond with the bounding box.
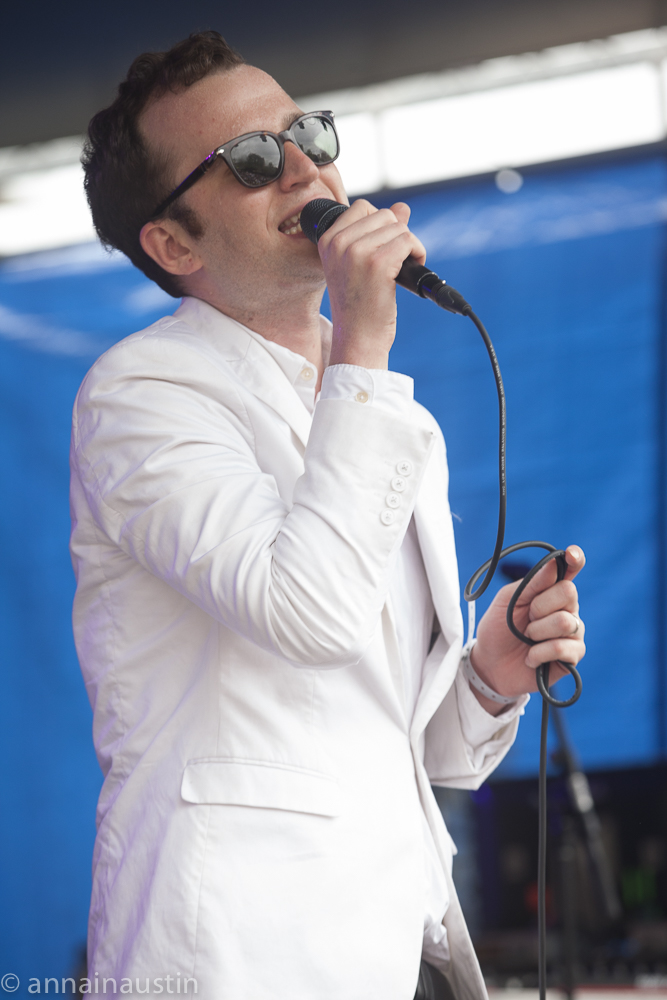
[300,199,349,244]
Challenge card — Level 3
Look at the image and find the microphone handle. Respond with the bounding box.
[300,199,468,316]
[396,258,469,315]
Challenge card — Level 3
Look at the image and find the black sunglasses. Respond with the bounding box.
[149,110,339,221]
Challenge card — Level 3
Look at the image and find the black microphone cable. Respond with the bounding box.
[301,199,584,1000]
[460,308,582,1000]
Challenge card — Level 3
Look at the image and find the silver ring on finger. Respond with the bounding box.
[569,613,581,636]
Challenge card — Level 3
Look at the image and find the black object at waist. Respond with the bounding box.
[414,961,457,1000]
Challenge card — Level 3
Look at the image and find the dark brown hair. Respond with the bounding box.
[82,31,245,297]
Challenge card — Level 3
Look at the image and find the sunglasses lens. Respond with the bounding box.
[294,116,338,164]
[230,134,282,187]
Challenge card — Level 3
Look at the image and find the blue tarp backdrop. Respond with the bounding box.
[1,151,667,988]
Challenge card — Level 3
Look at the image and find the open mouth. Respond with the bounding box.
[278,212,303,236]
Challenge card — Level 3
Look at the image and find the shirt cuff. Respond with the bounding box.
[320,364,414,418]
[455,666,529,749]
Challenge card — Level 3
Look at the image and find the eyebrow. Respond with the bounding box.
[282,110,304,131]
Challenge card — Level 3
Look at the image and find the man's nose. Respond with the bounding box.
[279,140,320,188]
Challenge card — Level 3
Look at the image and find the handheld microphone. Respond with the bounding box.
[299,198,470,316]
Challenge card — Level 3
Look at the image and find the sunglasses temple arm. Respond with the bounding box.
[150,152,219,221]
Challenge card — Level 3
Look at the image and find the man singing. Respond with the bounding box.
[72,30,586,1000]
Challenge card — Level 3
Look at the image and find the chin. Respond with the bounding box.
[278,241,323,277]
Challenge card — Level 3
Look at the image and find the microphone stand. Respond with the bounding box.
[550,708,622,997]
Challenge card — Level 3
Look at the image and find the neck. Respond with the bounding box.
[186,272,328,389]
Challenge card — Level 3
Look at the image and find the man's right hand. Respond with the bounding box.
[317,199,427,371]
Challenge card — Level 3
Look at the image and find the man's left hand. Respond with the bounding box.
[469,545,586,715]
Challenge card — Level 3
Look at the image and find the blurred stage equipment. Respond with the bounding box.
[551,707,623,998]
[304,198,584,1000]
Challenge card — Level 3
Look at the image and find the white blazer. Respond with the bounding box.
[70,296,521,1000]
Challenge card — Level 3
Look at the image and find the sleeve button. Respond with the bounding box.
[355,391,369,403]
[380,509,396,525]
[391,476,406,492]
[386,493,401,509]
[396,460,413,476]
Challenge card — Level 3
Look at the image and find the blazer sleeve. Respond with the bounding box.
[71,332,435,669]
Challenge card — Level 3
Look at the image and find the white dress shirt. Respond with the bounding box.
[242,321,528,963]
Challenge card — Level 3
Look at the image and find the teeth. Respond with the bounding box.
[279,213,302,235]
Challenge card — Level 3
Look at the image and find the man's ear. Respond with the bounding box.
[140,219,203,277]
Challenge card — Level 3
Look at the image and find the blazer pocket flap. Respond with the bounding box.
[181,758,341,817]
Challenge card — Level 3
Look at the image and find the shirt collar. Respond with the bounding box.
[242,317,332,416]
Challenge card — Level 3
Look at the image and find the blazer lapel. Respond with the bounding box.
[410,438,465,738]
[174,297,312,450]
[229,337,312,450]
